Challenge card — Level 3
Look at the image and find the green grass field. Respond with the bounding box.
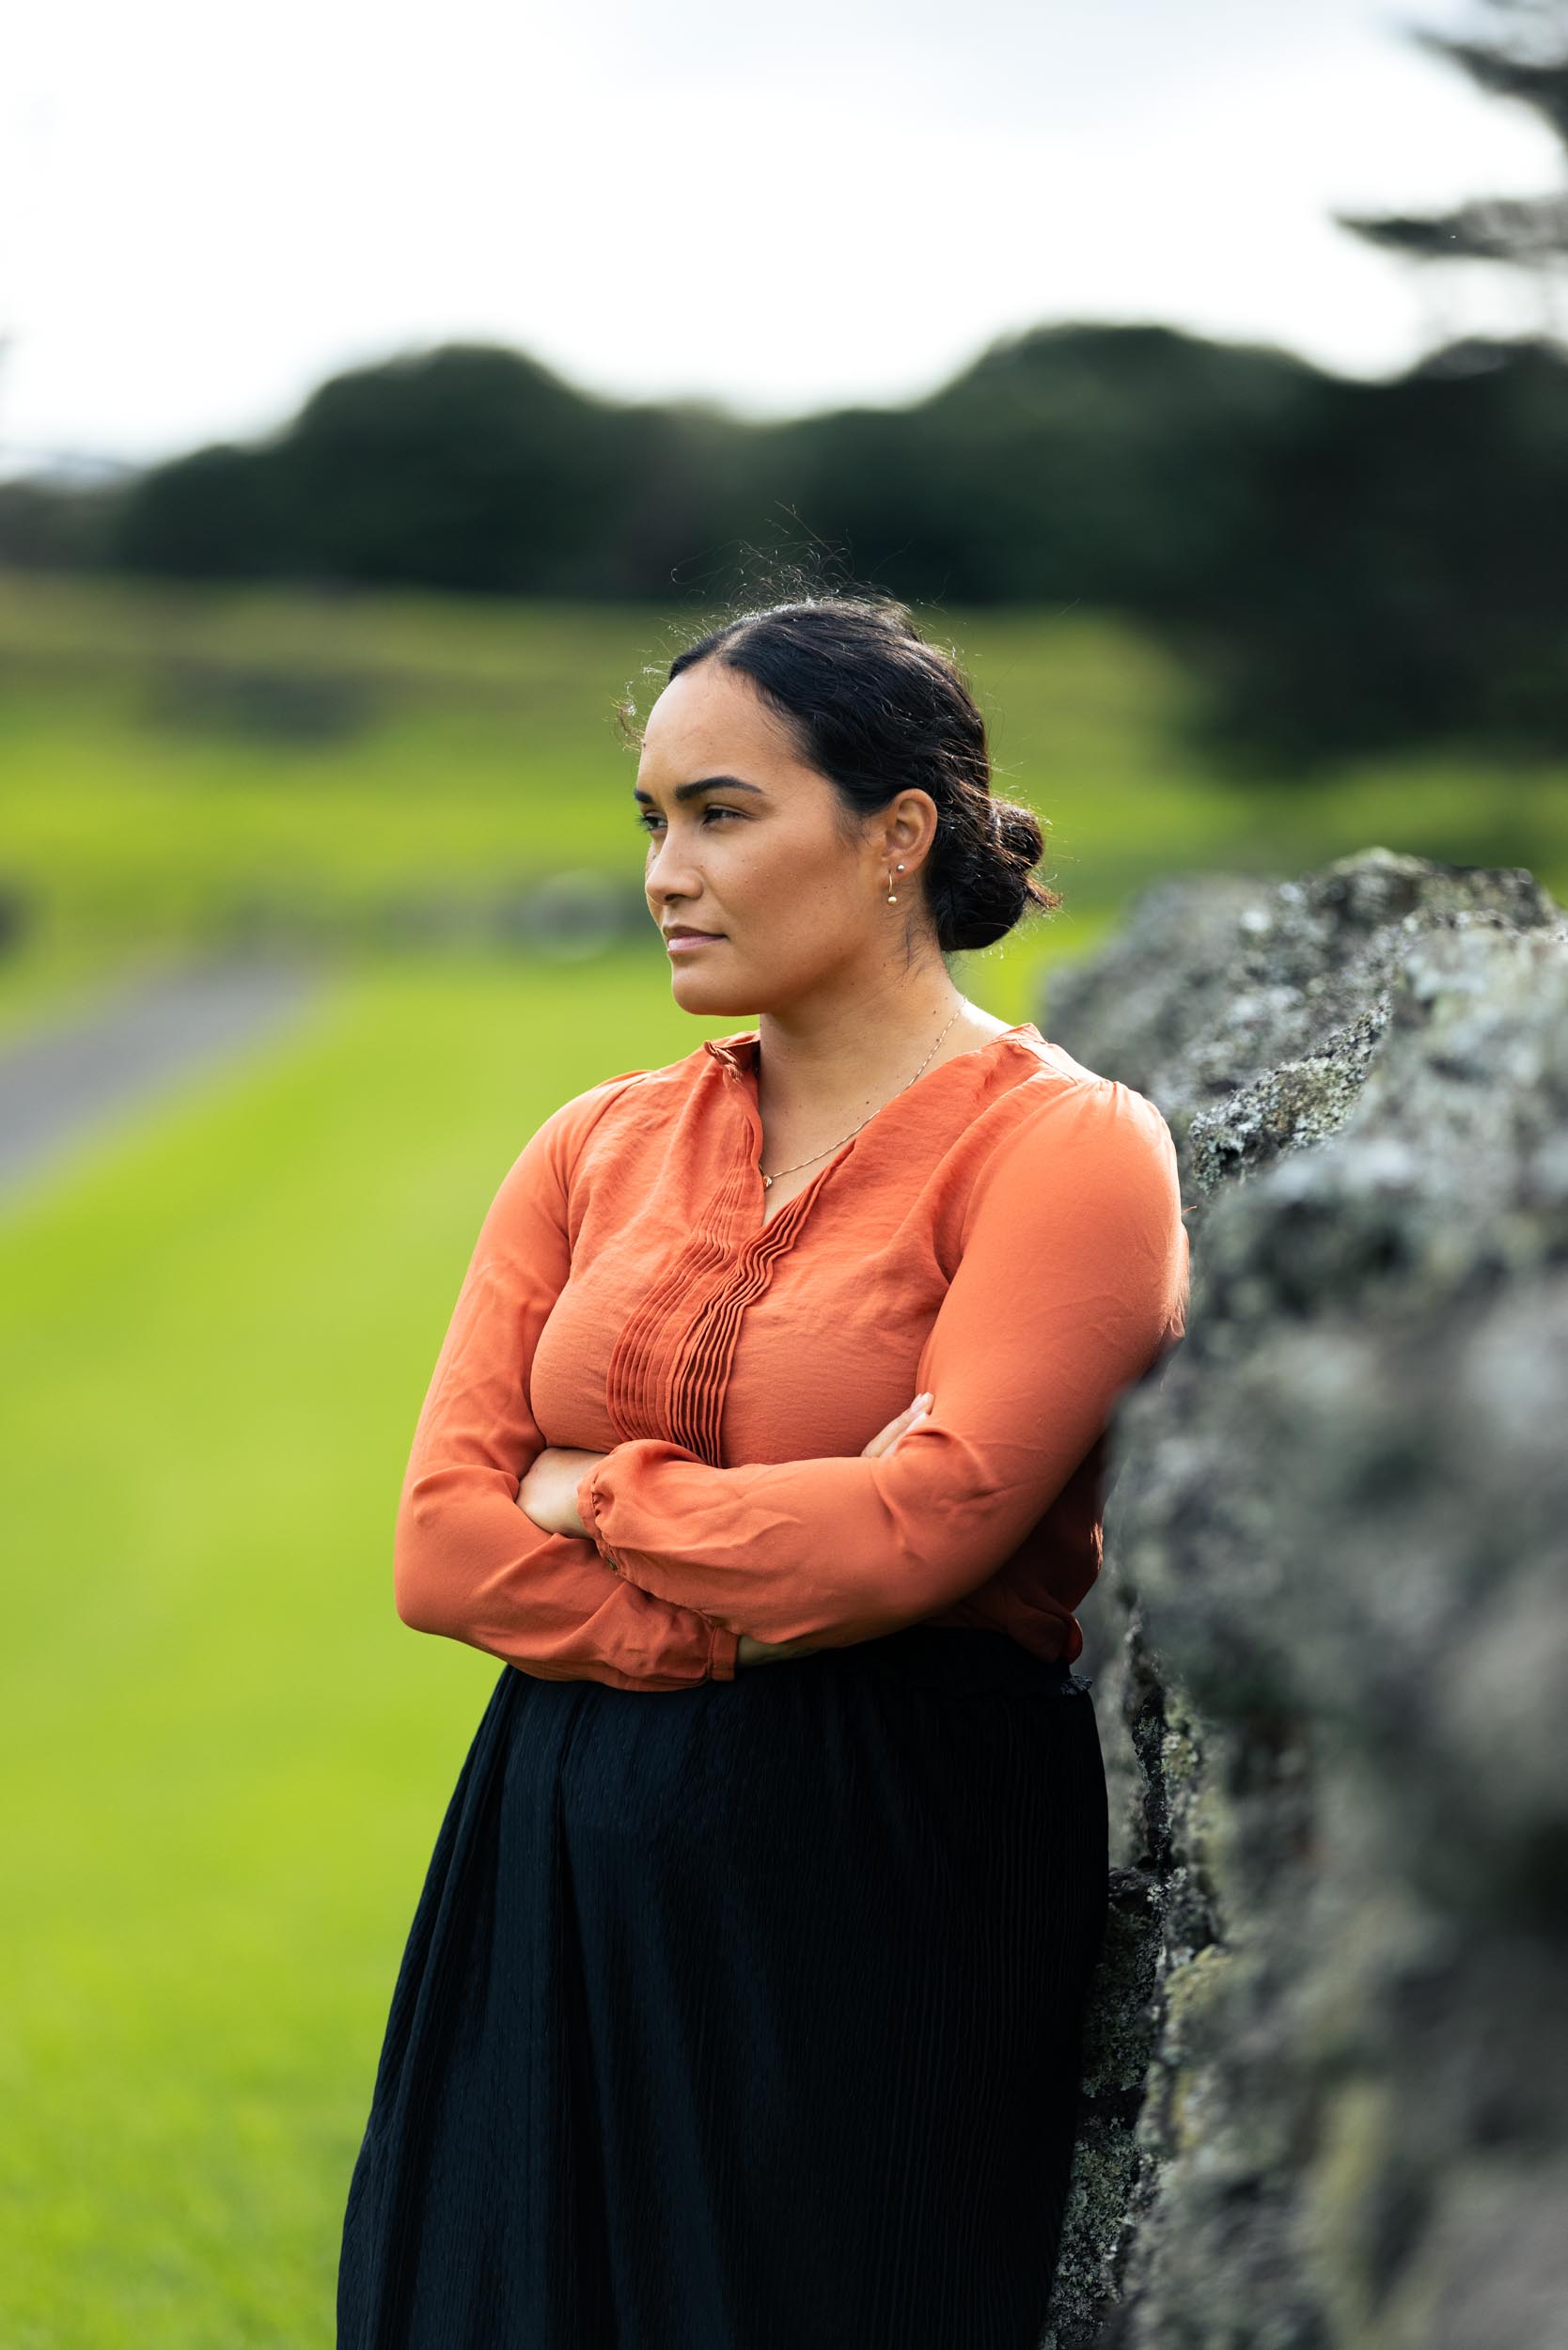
[2,575,1565,2343]
[2,958,774,2346]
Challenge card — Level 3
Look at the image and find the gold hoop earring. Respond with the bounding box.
[886,862,905,903]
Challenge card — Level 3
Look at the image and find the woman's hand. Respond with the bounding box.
[734,1392,933,1668]
[514,1447,604,1539]
[861,1389,933,1460]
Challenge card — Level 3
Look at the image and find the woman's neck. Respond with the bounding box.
[752,990,1009,1127]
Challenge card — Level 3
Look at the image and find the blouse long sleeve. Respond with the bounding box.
[393,1088,740,1691]
[575,1078,1187,1653]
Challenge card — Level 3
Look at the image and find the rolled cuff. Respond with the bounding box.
[576,1459,618,1562]
[578,1459,739,1684]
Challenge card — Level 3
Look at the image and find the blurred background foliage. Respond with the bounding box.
[8,319,1568,773]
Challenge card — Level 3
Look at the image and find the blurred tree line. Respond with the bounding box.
[4,0,1565,777]
[8,321,1565,777]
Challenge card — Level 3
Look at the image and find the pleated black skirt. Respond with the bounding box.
[337,1622,1109,2350]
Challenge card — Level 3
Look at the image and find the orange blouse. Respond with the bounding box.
[393,1020,1189,1692]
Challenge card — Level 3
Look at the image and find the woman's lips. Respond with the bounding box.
[666,932,726,954]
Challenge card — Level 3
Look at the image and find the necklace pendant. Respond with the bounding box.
[761,1171,773,1188]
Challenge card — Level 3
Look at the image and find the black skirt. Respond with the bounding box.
[337,1623,1109,2350]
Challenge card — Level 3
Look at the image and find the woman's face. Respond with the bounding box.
[635,658,933,1013]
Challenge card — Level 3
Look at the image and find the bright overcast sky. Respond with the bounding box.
[3,0,1563,476]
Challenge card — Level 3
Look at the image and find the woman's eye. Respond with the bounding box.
[636,807,740,833]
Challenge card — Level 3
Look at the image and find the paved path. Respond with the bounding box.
[0,952,327,1205]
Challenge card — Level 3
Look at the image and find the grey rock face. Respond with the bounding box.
[1035,849,1568,2350]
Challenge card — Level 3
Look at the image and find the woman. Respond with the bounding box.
[337,593,1189,2350]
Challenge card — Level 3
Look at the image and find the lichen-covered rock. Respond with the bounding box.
[1035,849,1568,2348]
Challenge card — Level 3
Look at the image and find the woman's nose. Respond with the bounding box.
[646,837,703,895]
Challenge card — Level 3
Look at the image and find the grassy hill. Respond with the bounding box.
[7,572,1563,1030]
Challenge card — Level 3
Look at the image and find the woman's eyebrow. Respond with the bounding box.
[632,776,767,806]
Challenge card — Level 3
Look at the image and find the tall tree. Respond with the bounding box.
[1333,0,1568,331]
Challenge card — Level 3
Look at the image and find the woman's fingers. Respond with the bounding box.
[860,1392,933,1459]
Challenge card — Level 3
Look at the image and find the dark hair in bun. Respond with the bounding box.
[621,590,1060,957]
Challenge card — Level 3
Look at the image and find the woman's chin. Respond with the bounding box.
[673,980,747,1015]
[668,957,745,1009]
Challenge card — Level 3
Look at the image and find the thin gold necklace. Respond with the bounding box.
[758,1004,970,1189]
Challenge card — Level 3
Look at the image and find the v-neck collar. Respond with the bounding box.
[697,1020,1048,1244]
[702,1022,1043,1097]
[702,1029,761,1073]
